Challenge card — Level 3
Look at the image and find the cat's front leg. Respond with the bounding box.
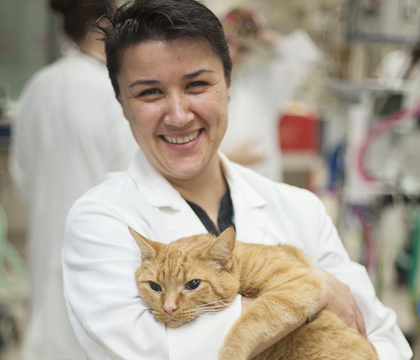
[217,299,289,360]
[218,282,322,360]
[218,334,253,360]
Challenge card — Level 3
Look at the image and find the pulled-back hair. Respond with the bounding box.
[97,0,232,99]
[50,0,109,41]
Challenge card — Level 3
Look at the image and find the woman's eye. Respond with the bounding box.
[149,282,162,292]
[139,88,160,97]
[185,279,201,290]
[187,81,207,89]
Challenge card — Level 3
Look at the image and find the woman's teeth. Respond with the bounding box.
[163,130,200,144]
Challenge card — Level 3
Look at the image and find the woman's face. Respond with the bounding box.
[117,39,231,183]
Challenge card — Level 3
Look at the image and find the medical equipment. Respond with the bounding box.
[346,0,420,44]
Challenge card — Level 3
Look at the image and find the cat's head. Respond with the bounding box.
[129,227,240,328]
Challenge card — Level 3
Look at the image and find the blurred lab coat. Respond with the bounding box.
[221,30,320,181]
[9,47,138,360]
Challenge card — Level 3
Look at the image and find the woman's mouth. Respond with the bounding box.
[162,130,200,144]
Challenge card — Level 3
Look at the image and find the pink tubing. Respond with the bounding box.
[357,101,420,182]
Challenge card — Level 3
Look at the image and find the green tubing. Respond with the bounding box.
[408,209,420,302]
[0,206,28,295]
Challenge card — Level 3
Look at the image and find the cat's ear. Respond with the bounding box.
[128,227,161,261]
[202,227,236,269]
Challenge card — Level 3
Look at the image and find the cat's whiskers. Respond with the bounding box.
[198,305,231,313]
[196,299,233,309]
[199,309,230,314]
[196,300,233,314]
[198,303,231,310]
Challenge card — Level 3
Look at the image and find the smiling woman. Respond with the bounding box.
[117,39,231,191]
[61,1,413,359]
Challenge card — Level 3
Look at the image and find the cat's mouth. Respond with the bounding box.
[167,319,185,328]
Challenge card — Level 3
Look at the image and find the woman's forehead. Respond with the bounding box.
[119,39,223,78]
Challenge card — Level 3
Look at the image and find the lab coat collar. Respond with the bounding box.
[128,150,268,242]
[128,150,185,210]
[128,150,267,211]
[66,46,106,68]
[219,152,266,209]
[219,152,268,243]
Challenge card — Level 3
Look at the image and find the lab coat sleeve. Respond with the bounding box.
[312,197,413,360]
[62,194,241,360]
[63,197,168,360]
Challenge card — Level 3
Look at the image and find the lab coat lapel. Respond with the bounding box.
[221,153,268,244]
[164,203,208,241]
[128,150,208,241]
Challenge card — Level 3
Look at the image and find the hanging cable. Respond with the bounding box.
[356,101,420,183]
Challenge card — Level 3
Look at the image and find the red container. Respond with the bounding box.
[279,113,319,153]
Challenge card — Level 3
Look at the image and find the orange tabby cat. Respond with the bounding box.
[129,226,378,360]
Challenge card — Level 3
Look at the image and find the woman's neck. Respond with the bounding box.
[169,156,227,225]
[76,35,106,62]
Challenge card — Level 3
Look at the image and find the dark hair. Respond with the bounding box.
[97,0,232,99]
[50,0,109,41]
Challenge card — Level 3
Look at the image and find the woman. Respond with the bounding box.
[9,1,137,359]
[62,0,412,359]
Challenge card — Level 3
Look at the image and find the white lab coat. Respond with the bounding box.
[63,150,412,360]
[9,48,138,360]
[221,30,321,181]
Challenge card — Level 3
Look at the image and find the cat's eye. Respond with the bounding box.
[185,279,201,290]
[149,282,162,292]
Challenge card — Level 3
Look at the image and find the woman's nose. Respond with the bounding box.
[164,94,194,127]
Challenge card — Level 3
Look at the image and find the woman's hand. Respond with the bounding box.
[241,296,254,312]
[313,267,367,337]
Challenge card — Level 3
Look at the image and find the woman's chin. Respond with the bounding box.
[160,157,213,181]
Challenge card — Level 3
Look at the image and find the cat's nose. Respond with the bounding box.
[163,305,178,316]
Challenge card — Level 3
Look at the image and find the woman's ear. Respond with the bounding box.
[226,77,232,103]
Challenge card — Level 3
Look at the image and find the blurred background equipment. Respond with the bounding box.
[346,0,420,44]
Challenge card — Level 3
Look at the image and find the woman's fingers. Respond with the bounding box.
[356,305,367,337]
[314,267,366,336]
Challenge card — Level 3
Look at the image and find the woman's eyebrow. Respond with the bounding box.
[129,69,214,87]
[129,79,159,87]
[183,69,214,79]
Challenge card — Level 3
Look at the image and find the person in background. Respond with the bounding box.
[220,8,321,181]
[62,0,412,358]
[8,0,137,359]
